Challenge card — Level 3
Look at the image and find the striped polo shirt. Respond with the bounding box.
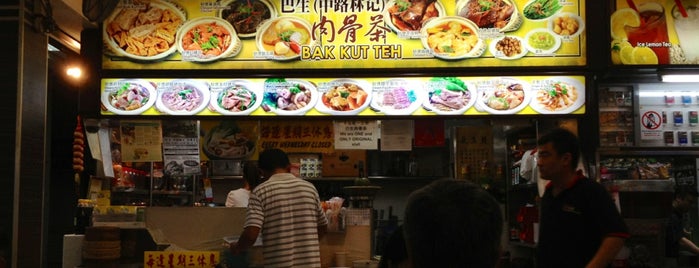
[245,173,328,268]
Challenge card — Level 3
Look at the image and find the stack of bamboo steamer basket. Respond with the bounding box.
[82,226,121,267]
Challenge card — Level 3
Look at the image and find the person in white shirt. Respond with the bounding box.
[225,161,263,208]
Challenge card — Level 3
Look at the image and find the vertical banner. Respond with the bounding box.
[119,120,163,162]
[259,120,334,153]
[162,120,201,175]
[333,120,379,150]
[455,127,494,181]
[380,120,413,151]
[414,119,445,147]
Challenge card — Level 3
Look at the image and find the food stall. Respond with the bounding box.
[65,0,596,267]
[599,0,699,266]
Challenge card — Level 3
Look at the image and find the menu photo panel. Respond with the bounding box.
[102,0,587,70]
[611,0,699,65]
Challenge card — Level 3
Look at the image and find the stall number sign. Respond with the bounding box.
[144,251,219,268]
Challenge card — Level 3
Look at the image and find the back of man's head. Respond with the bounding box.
[403,179,503,268]
[258,148,291,172]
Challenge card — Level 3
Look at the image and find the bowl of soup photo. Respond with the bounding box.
[155,79,211,115]
[210,80,262,115]
[101,79,157,115]
[524,28,561,55]
[256,16,313,60]
[420,16,486,60]
[476,77,531,114]
[176,17,242,62]
[316,79,372,115]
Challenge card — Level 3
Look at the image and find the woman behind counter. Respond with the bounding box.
[225,161,264,208]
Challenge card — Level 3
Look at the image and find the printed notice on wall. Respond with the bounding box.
[334,120,378,150]
[380,120,413,151]
[119,120,163,162]
[162,120,201,176]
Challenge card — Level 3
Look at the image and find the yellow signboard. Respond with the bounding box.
[144,251,219,268]
[100,75,586,116]
[102,0,586,69]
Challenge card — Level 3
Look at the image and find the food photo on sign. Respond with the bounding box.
[101,0,587,69]
[199,120,259,161]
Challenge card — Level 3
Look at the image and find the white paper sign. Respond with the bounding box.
[380,120,413,151]
[333,120,379,150]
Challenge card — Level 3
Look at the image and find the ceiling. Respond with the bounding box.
[50,0,97,52]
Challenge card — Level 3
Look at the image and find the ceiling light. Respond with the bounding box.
[66,66,82,79]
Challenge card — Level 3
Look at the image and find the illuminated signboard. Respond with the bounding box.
[611,0,699,65]
[100,75,586,116]
[102,0,587,70]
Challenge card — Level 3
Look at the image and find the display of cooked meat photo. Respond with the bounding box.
[387,0,441,31]
[220,0,273,37]
[458,0,515,29]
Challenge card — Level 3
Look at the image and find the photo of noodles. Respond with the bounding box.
[423,17,480,58]
[157,80,210,115]
[261,78,317,114]
[220,0,274,37]
[424,77,473,114]
[179,19,234,58]
[320,82,370,113]
[104,0,185,60]
[386,0,441,32]
[215,84,258,113]
[480,81,526,112]
[457,0,516,29]
[532,80,581,113]
[108,82,152,111]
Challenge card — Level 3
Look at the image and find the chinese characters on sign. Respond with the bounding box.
[144,251,219,268]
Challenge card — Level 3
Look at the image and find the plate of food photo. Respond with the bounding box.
[489,35,528,60]
[384,0,445,38]
[103,0,186,61]
[422,77,476,115]
[370,79,426,115]
[522,0,563,21]
[456,0,522,32]
[524,28,561,55]
[260,78,319,115]
[176,17,242,62]
[420,16,486,60]
[209,80,262,115]
[219,0,276,38]
[547,12,585,39]
[476,77,531,114]
[316,79,372,115]
[529,77,584,114]
[255,16,313,61]
[155,79,211,115]
[102,79,157,115]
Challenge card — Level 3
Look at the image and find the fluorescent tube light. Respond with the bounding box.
[660,74,699,83]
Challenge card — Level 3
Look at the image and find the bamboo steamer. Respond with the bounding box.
[83,226,121,267]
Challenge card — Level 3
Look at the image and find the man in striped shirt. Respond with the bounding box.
[230,148,328,267]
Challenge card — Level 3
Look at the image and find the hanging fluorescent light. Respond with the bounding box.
[659,74,699,83]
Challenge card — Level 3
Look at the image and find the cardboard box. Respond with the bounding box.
[322,150,366,177]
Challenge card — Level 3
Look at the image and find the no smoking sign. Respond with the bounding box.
[642,111,661,130]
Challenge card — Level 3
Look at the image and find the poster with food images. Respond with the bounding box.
[100,75,587,116]
[102,0,586,69]
[611,0,699,65]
